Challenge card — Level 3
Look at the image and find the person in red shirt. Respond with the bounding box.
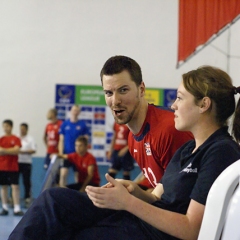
[56,136,100,192]
[0,119,23,216]
[101,57,193,191]
[43,108,62,170]
[107,122,134,180]
[129,104,192,190]
[7,56,193,238]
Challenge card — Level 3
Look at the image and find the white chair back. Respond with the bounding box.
[221,178,240,240]
[198,159,240,240]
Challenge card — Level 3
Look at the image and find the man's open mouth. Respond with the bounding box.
[114,109,124,115]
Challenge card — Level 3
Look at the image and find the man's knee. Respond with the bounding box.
[41,187,67,200]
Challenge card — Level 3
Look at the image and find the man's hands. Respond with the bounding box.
[86,173,135,210]
[101,175,138,193]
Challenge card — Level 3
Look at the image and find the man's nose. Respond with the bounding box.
[112,93,122,105]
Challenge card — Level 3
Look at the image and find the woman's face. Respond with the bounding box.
[171,81,201,132]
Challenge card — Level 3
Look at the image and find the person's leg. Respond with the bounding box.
[122,151,135,180]
[11,184,24,215]
[54,168,60,186]
[66,182,82,191]
[20,163,32,199]
[74,172,78,183]
[11,184,20,205]
[0,172,11,215]
[21,163,32,207]
[123,171,131,180]
[1,185,8,205]
[59,167,69,187]
[11,172,24,215]
[72,164,79,183]
[0,185,9,212]
[108,168,118,178]
[73,211,150,240]
[108,150,120,178]
[9,187,116,240]
[59,159,75,187]
[74,209,178,240]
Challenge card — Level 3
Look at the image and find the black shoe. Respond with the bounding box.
[24,198,32,208]
[14,210,24,216]
[0,209,9,216]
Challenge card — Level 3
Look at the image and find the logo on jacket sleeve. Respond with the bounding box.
[144,142,152,156]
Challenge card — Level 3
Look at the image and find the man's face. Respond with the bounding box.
[102,70,143,125]
[70,106,80,118]
[47,111,54,122]
[20,125,27,136]
[75,141,87,155]
[2,123,12,135]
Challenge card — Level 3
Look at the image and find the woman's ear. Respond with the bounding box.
[199,97,211,113]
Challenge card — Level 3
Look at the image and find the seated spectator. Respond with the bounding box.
[8,65,240,239]
[56,136,100,192]
[58,105,90,187]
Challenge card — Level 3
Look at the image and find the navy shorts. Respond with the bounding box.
[110,150,134,171]
[60,159,77,172]
[0,171,19,185]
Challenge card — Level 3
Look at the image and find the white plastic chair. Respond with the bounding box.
[221,182,240,239]
[198,159,240,240]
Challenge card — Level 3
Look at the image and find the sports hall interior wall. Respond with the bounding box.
[1,1,240,159]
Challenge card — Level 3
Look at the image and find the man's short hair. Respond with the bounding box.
[20,123,28,130]
[76,136,88,146]
[49,108,58,116]
[3,119,13,127]
[100,55,143,86]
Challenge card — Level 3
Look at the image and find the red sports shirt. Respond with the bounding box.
[128,104,193,188]
[67,152,100,185]
[45,120,62,154]
[0,135,21,171]
[113,122,130,151]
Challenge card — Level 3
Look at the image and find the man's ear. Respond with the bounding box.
[199,97,211,113]
[140,81,145,97]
